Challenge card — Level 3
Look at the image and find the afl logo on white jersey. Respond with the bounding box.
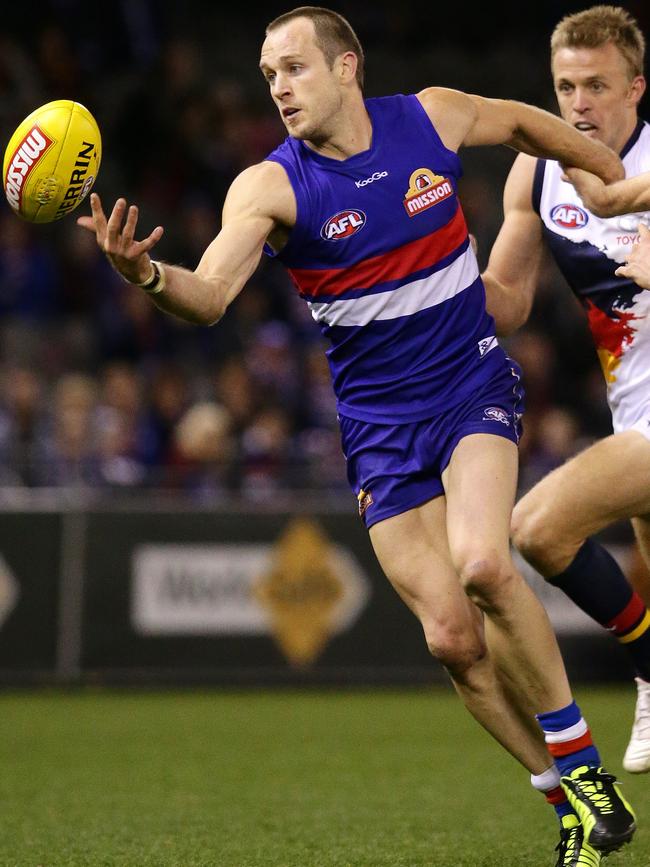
[550,203,589,229]
[321,209,367,241]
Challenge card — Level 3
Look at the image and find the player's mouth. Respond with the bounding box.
[282,107,301,122]
[574,121,597,133]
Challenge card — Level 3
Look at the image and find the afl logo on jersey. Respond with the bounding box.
[321,209,367,241]
[550,204,589,229]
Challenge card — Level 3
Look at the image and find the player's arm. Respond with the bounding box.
[77,160,295,325]
[563,167,650,217]
[416,87,623,183]
[616,223,650,288]
[481,153,543,335]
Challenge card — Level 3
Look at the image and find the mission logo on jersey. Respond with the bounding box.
[403,168,453,217]
[550,203,589,229]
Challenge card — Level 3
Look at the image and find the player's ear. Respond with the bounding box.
[338,51,358,86]
[627,75,646,107]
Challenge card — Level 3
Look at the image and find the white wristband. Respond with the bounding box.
[134,260,166,294]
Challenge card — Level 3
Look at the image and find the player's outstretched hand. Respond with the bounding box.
[615,223,650,289]
[562,167,608,213]
[77,193,164,284]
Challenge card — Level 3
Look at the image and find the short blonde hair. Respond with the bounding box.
[551,5,646,79]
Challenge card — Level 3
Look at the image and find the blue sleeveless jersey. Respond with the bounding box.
[264,93,506,423]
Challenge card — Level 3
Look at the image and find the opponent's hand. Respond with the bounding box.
[561,167,607,211]
[615,223,650,289]
[76,193,164,284]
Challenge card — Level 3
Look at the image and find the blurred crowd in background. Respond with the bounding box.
[0,0,648,503]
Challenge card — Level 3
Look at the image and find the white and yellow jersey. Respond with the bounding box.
[534,120,650,435]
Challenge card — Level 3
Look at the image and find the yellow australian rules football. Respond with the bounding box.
[3,99,101,223]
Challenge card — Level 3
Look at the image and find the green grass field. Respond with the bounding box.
[0,686,648,866]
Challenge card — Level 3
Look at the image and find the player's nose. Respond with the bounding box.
[571,87,592,113]
[271,73,292,100]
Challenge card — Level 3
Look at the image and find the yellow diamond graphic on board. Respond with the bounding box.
[255,518,344,668]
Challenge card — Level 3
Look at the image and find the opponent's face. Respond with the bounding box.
[552,42,645,152]
[260,19,344,142]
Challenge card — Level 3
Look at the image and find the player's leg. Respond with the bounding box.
[443,432,635,852]
[369,496,556,773]
[343,408,581,851]
[513,430,650,575]
[513,431,650,771]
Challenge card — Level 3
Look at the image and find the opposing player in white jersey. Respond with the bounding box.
[77,7,636,863]
[566,169,650,284]
[484,4,650,775]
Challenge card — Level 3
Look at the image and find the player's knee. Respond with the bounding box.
[424,623,486,674]
[456,551,516,612]
[511,499,563,574]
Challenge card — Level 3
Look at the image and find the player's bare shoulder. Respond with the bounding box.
[224,161,295,226]
[223,160,296,254]
[416,87,478,152]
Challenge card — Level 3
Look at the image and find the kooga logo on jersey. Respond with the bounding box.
[321,210,367,241]
[550,203,589,229]
[355,171,388,189]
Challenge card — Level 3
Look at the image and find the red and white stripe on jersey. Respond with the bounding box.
[288,204,468,301]
[306,246,478,327]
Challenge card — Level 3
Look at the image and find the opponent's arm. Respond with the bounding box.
[481,153,543,335]
[77,161,295,325]
[616,223,650,288]
[417,87,623,183]
[563,167,650,217]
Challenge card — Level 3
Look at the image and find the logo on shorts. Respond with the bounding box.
[321,210,366,240]
[483,407,510,426]
[403,168,453,217]
[550,204,588,229]
[478,336,497,357]
[357,488,374,517]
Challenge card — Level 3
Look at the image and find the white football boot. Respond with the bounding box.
[623,677,650,773]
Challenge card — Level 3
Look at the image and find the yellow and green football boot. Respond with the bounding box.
[554,815,601,867]
[560,766,636,852]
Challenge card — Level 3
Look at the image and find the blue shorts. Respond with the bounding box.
[339,362,524,528]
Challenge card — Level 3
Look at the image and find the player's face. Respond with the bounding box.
[552,42,644,152]
[260,19,344,142]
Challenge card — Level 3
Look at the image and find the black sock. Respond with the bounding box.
[549,539,650,680]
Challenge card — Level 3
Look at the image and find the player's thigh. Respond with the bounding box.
[369,496,481,645]
[515,430,650,542]
[441,433,519,570]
